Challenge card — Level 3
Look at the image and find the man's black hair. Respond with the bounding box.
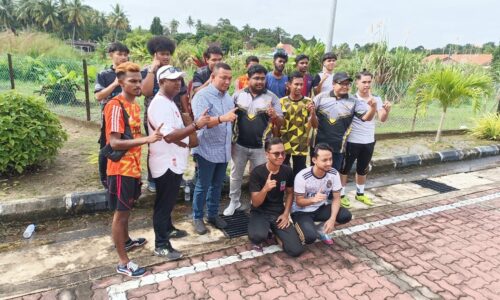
[322,52,338,62]
[273,51,288,62]
[312,143,333,158]
[245,55,260,66]
[288,71,304,83]
[295,54,309,63]
[204,45,224,59]
[213,62,231,73]
[355,69,374,80]
[146,36,176,56]
[107,42,129,54]
[247,64,267,78]
[265,137,283,152]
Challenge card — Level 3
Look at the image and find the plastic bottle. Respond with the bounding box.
[23,224,35,239]
[184,185,190,202]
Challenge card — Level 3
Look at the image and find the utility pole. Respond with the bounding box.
[326,0,338,52]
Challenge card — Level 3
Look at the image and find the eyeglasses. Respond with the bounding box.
[268,151,286,158]
[158,66,181,77]
[335,81,352,87]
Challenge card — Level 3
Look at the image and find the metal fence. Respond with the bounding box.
[0,53,498,133]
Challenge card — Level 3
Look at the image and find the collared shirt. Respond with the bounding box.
[94,66,122,104]
[313,91,368,153]
[347,94,384,144]
[191,84,234,163]
[192,66,211,89]
[233,88,282,149]
[265,73,288,98]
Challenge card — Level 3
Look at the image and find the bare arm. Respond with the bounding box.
[251,172,276,207]
[323,191,341,233]
[109,125,163,150]
[378,101,391,122]
[295,190,326,207]
[141,71,156,97]
[95,79,120,101]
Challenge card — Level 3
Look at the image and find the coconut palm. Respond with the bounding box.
[34,0,60,32]
[0,0,17,34]
[107,4,128,41]
[186,15,194,32]
[63,0,90,42]
[170,18,179,35]
[409,64,493,142]
[16,0,39,29]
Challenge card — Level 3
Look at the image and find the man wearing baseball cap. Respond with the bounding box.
[148,65,211,260]
[310,71,377,207]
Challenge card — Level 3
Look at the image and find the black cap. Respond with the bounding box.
[332,72,352,83]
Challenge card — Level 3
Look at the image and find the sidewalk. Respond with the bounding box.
[1,165,499,299]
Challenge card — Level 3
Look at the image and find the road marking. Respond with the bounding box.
[107,192,500,299]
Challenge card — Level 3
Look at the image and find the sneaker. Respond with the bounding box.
[193,219,208,235]
[318,232,334,245]
[223,201,241,216]
[116,261,146,278]
[154,244,183,261]
[124,237,147,251]
[252,243,264,252]
[207,215,228,229]
[168,227,188,239]
[355,194,373,206]
[340,195,351,208]
[147,181,156,193]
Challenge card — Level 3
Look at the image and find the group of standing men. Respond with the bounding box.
[95,36,391,277]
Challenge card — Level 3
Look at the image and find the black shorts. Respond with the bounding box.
[107,175,142,211]
[340,142,375,176]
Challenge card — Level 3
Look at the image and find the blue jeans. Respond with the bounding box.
[192,154,228,220]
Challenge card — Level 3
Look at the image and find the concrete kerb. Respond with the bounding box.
[0,143,499,221]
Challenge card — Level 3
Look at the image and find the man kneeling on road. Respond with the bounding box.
[248,137,304,257]
[293,143,352,245]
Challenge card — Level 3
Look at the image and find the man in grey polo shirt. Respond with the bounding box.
[191,62,238,235]
[310,72,377,209]
[223,64,284,216]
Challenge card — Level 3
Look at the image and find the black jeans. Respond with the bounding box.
[153,169,182,248]
[292,204,352,244]
[284,154,307,179]
[248,210,304,257]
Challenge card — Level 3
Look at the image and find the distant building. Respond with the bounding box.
[66,40,97,53]
[276,42,295,56]
[423,54,493,67]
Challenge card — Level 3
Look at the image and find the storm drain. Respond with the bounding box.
[412,179,459,193]
[220,210,249,238]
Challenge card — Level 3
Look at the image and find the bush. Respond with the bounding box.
[470,113,500,141]
[0,91,67,175]
[38,65,83,105]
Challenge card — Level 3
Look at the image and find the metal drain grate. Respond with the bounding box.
[220,210,249,238]
[412,179,459,193]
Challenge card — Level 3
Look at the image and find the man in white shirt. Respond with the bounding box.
[148,65,210,260]
[311,52,337,95]
[293,143,352,245]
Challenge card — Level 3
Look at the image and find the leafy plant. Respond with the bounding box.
[470,113,500,140]
[295,40,325,74]
[409,64,493,142]
[0,91,67,175]
[38,64,83,105]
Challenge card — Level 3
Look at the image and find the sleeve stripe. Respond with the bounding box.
[111,105,122,132]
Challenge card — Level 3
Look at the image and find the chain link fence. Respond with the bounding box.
[1,53,497,133]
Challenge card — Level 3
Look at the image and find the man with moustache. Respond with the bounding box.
[223,64,284,216]
[265,51,289,98]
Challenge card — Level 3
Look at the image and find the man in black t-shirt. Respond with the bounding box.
[248,137,304,257]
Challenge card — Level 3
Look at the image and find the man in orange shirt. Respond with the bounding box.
[234,55,259,92]
[103,62,163,277]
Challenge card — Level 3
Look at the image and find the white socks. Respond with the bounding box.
[340,187,346,197]
[356,184,365,195]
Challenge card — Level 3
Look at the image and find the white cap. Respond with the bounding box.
[156,65,186,83]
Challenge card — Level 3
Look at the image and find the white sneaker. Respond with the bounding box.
[223,201,241,216]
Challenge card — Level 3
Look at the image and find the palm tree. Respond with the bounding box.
[170,18,179,35]
[186,15,194,33]
[409,64,493,142]
[107,4,128,41]
[63,0,90,42]
[16,0,39,29]
[34,0,60,32]
[0,0,17,34]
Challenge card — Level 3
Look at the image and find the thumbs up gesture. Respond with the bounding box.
[264,172,277,192]
[313,187,327,203]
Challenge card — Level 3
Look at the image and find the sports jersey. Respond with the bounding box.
[94,66,122,104]
[279,96,312,156]
[232,88,283,149]
[347,94,383,144]
[313,91,368,153]
[104,94,143,178]
[265,73,288,98]
[293,166,342,213]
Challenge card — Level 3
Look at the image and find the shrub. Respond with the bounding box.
[470,113,500,141]
[38,65,83,105]
[0,91,67,175]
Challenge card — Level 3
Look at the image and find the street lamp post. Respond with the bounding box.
[326,0,338,52]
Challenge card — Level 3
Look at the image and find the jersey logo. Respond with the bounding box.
[280,181,286,191]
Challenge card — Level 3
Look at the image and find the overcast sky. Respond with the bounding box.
[85,0,499,49]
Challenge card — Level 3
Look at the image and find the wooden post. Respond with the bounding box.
[8,54,15,89]
[83,59,91,121]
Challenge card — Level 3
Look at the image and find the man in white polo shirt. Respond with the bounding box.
[148,65,210,260]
